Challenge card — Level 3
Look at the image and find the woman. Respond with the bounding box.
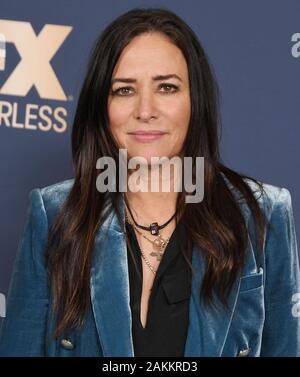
[0,7,299,357]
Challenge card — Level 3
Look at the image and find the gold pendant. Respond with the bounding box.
[153,235,169,252]
[149,251,164,261]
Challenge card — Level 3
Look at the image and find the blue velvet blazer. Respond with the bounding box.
[0,176,299,357]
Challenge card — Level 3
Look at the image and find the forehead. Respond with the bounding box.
[112,32,188,77]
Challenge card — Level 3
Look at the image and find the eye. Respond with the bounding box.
[110,83,179,96]
[159,83,178,93]
[111,86,134,96]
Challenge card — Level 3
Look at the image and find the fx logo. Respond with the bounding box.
[0,20,72,100]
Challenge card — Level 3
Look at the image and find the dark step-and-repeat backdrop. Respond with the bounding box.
[0,0,299,324]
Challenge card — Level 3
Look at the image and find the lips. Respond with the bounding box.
[128,130,167,143]
[128,130,166,135]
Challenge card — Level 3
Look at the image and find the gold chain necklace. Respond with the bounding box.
[125,213,170,261]
[139,250,157,275]
[125,212,171,275]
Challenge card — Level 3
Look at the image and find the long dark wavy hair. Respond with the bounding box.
[45,7,267,340]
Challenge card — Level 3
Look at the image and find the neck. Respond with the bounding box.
[124,161,181,225]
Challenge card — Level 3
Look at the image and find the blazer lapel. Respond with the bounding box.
[184,246,241,356]
[90,194,135,356]
[184,176,246,356]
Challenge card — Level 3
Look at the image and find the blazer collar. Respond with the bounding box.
[90,194,241,357]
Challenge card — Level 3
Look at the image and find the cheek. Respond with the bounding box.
[169,99,191,136]
[108,102,131,134]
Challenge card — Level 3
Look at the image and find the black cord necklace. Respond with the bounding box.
[125,200,177,236]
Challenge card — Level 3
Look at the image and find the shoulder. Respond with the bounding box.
[244,177,293,224]
[39,178,74,206]
[230,175,297,272]
[221,172,293,223]
[29,178,74,225]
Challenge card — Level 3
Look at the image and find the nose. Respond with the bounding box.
[134,89,158,122]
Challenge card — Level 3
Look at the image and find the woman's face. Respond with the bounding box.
[107,32,191,163]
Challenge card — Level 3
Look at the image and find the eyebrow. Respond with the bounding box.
[111,74,183,84]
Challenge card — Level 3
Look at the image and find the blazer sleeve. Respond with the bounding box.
[260,187,300,356]
[0,188,50,356]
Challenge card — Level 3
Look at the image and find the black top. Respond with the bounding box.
[126,217,192,357]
